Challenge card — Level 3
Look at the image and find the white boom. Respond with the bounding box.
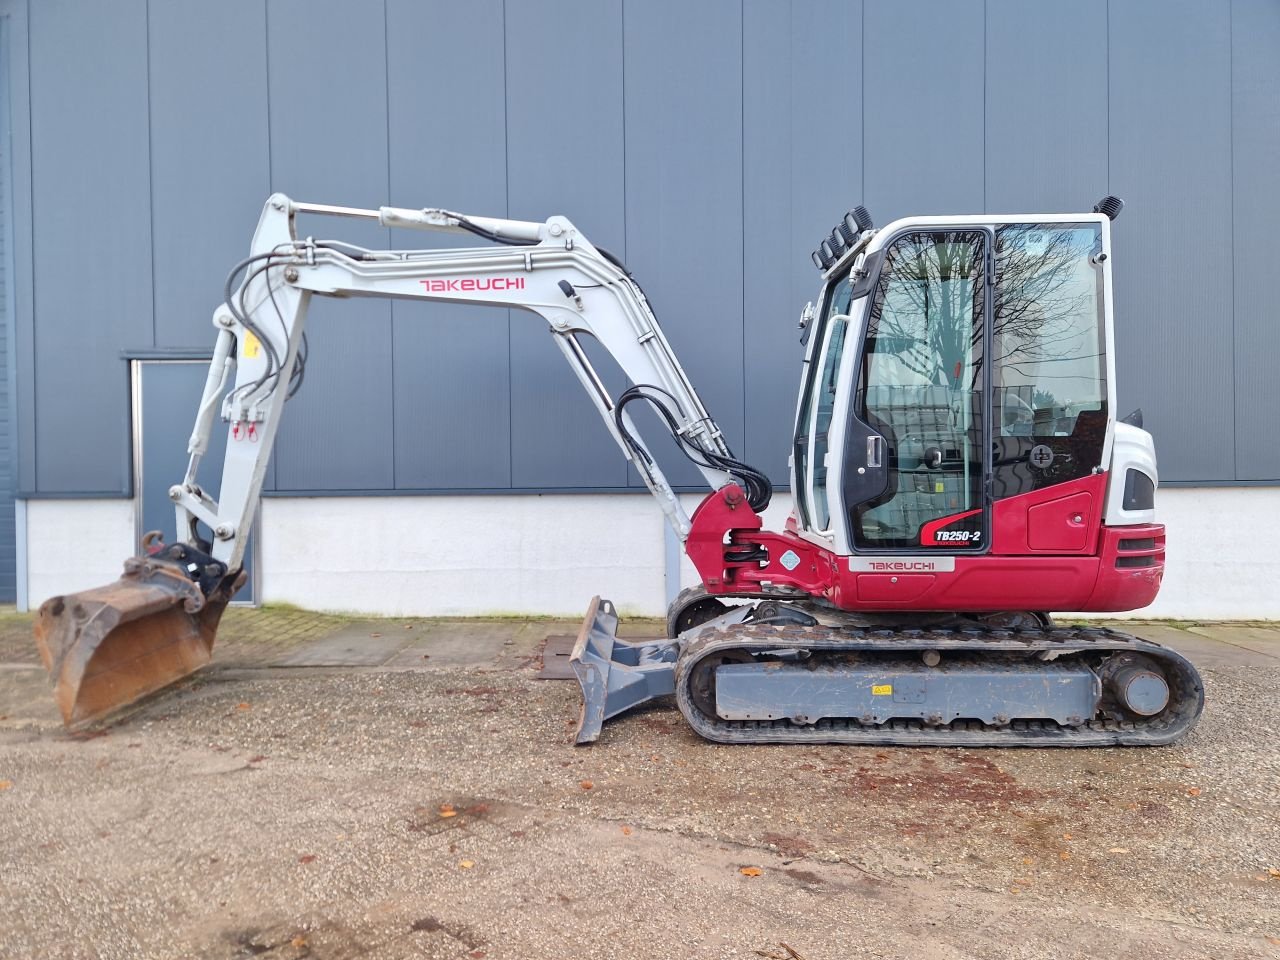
[174,194,744,571]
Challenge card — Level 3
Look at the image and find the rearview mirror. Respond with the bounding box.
[798,301,815,346]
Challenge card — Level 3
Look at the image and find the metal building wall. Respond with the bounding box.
[0,14,15,600]
[7,0,1279,501]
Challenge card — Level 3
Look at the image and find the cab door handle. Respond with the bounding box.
[866,435,883,468]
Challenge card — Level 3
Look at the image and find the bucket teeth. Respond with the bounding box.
[33,558,245,728]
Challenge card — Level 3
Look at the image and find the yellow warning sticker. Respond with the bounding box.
[243,332,261,359]
[934,481,945,493]
[872,684,893,696]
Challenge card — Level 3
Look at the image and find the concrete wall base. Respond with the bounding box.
[19,487,1280,620]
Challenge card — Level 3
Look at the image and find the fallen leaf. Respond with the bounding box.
[439,804,457,818]
[236,702,251,711]
[622,825,633,836]
[1059,851,1071,861]
[1010,886,1021,894]
[1266,936,1280,946]
[1062,833,1073,841]
[1022,857,1034,866]
[579,780,594,790]
[298,854,316,864]
[0,780,12,791]
[1268,867,1280,879]
[291,935,308,948]
[1186,787,1201,797]
[739,866,763,877]
[248,755,268,764]
[370,632,382,638]
[1108,847,1130,854]
[459,859,475,869]
[1123,802,1140,811]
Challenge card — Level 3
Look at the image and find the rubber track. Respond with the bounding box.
[673,623,1204,747]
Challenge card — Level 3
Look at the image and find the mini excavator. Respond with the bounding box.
[35,193,1203,746]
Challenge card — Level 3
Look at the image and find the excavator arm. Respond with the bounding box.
[34,193,767,727]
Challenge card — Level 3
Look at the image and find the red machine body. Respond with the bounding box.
[685,476,1164,615]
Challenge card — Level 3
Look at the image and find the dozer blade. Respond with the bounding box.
[569,596,680,744]
[34,556,245,728]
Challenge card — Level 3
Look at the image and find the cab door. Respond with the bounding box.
[795,276,854,535]
[841,230,990,552]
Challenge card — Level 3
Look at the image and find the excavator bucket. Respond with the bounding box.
[34,554,244,728]
[569,596,680,744]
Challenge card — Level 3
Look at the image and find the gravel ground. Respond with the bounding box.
[0,611,1277,959]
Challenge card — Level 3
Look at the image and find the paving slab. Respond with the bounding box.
[1110,622,1271,669]
[275,622,414,667]
[1186,623,1280,660]
[379,621,533,670]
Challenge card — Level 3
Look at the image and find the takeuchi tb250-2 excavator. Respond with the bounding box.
[35,193,1204,746]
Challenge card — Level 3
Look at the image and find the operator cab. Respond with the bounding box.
[791,208,1117,558]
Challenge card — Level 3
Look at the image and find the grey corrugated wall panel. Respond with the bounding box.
[266,0,394,492]
[623,0,745,489]
[8,0,1277,497]
[29,0,152,493]
[387,0,511,490]
[505,0,629,489]
[1231,0,1280,481]
[742,0,862,483]
[1109,0,1234,482]
[3,0,33,497]
[148,1,270,350]
[0,13,13,600]
[863,0,986,220]
[984,1,1108,213]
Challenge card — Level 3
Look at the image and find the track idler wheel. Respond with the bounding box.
[686,649,753,719]
[1100,653,1171,718]
[666,590,729,638]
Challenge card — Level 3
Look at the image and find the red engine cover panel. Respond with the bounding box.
[1027,491,1093,551]
[992,473,1106,555]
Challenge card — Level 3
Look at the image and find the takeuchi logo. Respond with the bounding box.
[865,560,939,572]
[420,277,526,292]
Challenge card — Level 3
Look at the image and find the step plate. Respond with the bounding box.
[714,660,1101,727]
